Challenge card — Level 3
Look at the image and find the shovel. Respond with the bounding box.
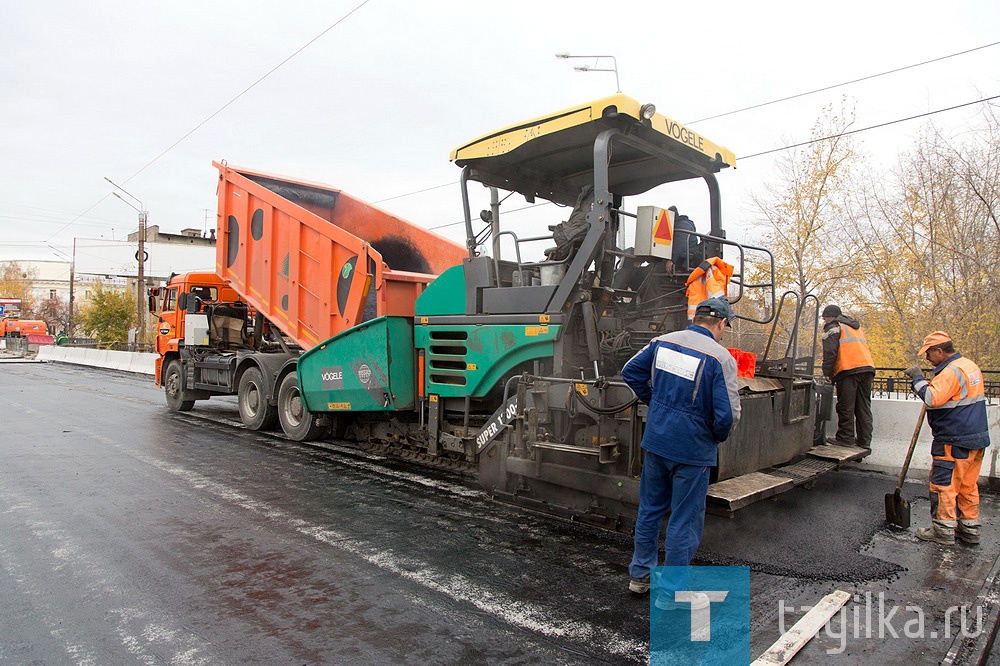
[884,404,927,528]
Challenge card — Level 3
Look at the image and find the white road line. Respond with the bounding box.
[140,454,647,660]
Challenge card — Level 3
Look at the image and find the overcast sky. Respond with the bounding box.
[2,1,998,272]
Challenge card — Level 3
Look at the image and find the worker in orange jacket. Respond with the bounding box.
[821,304,876,448]
[904,331,991,545]
[685,257,733,321]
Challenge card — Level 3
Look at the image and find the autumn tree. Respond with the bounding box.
[842,105,1000,367]
[0,261,38,316]
[77,282,135,345]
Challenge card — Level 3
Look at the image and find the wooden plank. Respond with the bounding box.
[706,472,795,515]
[809,444,869,463]
[708,472,794,501]
[751,589,851,666]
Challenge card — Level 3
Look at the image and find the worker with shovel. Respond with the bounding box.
[904,331,991,545]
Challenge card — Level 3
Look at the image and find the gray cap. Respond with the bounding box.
[695,297,734,326]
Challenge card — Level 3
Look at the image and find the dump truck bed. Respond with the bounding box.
[214,162,466,350]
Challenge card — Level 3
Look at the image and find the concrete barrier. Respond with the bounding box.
[106,349,132,372]
[37,346,157,376]
[828,397,1000,482]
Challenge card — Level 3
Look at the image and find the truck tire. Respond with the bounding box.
[278,372,325,441]
[238,367,277,430]
[164,361,195,412]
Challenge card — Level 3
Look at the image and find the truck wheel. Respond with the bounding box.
[278,372,324,441]
[164,361,195,412]
[238,367,277,430]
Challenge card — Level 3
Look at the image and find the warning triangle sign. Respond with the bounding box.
[653,209,673,243]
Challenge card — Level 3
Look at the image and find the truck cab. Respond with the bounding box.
[149,272,243,388]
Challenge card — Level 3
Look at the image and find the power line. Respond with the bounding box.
[426,95,1000,227]
[33,32,1000,246]
[739,94,1000,161]
[45,0,374,243]
[427,202,554,231]
[686,40,1000,125]
[372,181,457,204]
[123,0,374,186]
[342,45,1000,210]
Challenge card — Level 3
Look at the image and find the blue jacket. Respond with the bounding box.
[912,352,991,452]
[622,325,742,466]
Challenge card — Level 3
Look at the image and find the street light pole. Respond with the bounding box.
[69,238,76,336]
[555,53,622,93]
[105,177,148,349]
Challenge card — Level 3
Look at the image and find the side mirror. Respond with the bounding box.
[177,292,188,312]
[147,294,157,314]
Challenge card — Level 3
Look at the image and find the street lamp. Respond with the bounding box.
[105,177,148,350]
[555,53,621,93]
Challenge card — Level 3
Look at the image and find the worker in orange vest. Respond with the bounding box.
[821,304,876,449]
[685,257,733,321]
[904,331,991,545]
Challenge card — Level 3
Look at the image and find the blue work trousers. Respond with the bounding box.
[628,450,710,580]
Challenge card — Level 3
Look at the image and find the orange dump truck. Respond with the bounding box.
[150,162,466,437]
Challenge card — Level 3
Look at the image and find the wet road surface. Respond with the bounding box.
[1,360,997,664]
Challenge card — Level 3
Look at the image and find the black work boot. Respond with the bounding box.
[957,520,981,546]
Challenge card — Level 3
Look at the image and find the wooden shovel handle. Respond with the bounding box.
[896,404,927,490]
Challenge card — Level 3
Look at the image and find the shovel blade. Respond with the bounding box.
[885,490,911,529]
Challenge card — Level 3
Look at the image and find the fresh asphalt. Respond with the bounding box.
[1,359,997,664]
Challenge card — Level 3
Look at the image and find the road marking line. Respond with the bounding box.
[140,455,646,660]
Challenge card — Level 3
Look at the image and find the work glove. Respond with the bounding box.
[903,366,923,381]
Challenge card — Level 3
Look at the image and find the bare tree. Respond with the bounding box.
[748,102,859,304]
[843,105,1000,366]
[34,295,70,335]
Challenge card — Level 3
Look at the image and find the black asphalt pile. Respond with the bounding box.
[696,471,907,582]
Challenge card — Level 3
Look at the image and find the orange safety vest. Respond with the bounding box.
[685,257,734,320]
[833,324,875,375]
[922,355,986,408]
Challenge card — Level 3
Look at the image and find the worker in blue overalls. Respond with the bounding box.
[622,297,742,607]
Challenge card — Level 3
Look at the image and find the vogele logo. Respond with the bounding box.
[650,566,750,665]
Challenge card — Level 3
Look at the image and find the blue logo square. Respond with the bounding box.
[650,566,750,665]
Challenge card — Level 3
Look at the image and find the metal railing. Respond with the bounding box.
[871,367,1000,405]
